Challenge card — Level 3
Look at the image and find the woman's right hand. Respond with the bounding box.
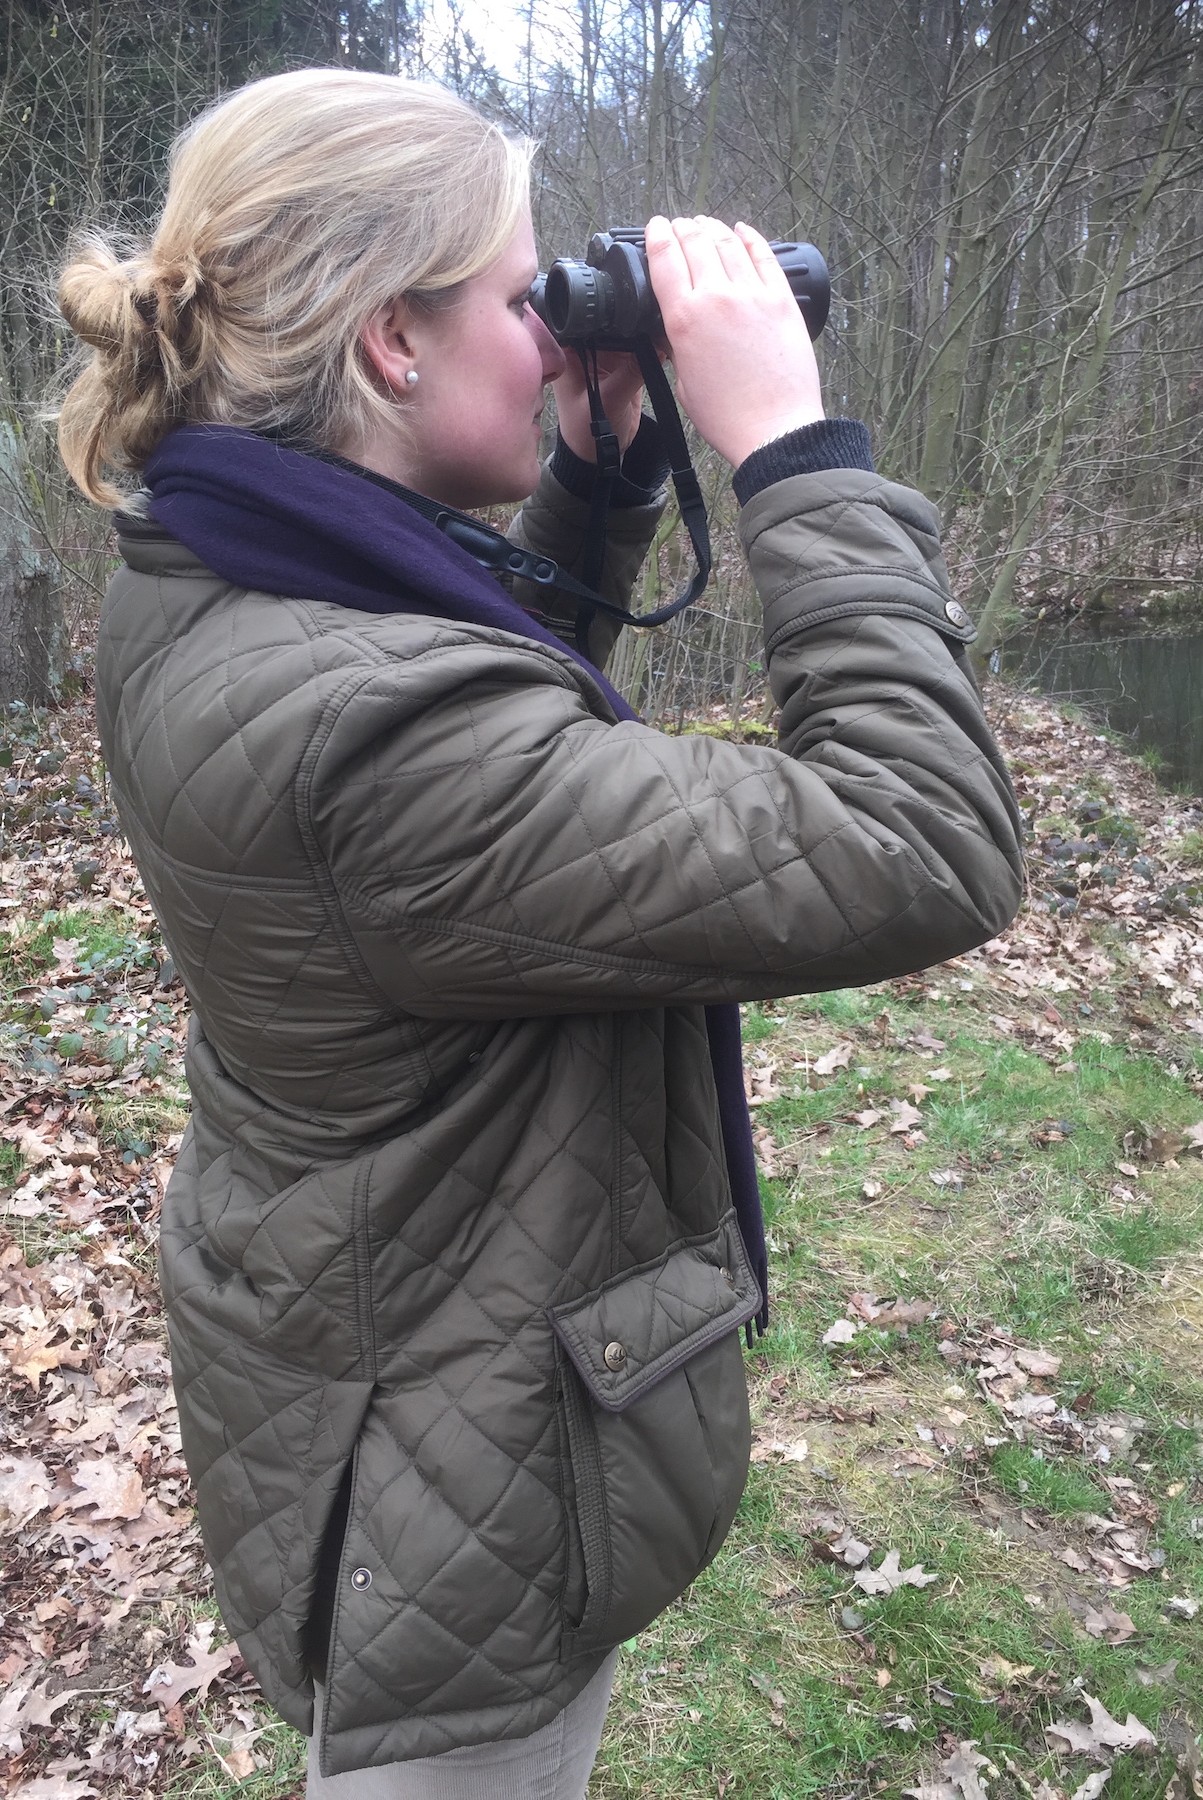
[644,215,825,469]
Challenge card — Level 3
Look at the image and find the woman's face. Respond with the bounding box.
[386,210,567,510]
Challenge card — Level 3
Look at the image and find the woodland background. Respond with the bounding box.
[2,0,1203,718]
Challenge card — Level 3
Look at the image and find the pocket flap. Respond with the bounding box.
[548,1214,760,1414]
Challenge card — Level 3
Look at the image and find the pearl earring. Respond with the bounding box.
[404,370,419,387]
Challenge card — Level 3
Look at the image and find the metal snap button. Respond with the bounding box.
[944,600,970,629]
[720,1266,735,1287]
[603,1341,627,1372]
[350,1567,372,1590]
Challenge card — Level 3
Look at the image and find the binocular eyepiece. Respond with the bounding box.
[529,228,830,349]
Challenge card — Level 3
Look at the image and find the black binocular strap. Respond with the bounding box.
[567,340,712,653]
[426,345,714,654]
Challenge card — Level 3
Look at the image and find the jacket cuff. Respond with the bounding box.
[549,416,670,508]
[739,468,977,652]
[733,419,874,506]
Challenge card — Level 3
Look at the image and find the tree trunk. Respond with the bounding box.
[0,425,62,707]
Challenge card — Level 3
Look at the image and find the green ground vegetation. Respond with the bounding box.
[591,963,1203,1799]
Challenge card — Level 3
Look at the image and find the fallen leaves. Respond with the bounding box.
[852,1548,940,1595]
[142,1622,236,1711]
[813,1041,853,1076]
[809,1522,872,1568]
[903,1740,997,1800]
[67,1458,147,1522]
[822,1317,861,1347]
[1074,1602,1136,1644]
[0,1455,54,1529]
[749,1433,809,1466]
[1046,1693,1157,1759]
[822,1291,936,1348]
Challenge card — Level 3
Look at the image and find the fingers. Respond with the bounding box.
[648,215,753,291]
[641,213,825,467]
[734,221,793,296]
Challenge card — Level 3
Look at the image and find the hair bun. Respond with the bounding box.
[144,251,211,324]
[57,239,148,355]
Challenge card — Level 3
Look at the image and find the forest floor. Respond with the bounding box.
[0,680,1201,1800]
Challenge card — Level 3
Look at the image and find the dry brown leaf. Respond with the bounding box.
[1012,1348,1062,1378]
[0,1455,54,1530]
[750,1435,809,1466]
[745,1063,780,1106]
[6,1781,100,1799]
[828,1527,872,1568]
[7,1328,89,1389]
[1087,1543,1152,1584]
[143,1630,235,1711]
[889,1099,925,1132]
[853,1548,939,1595]
[979,1654,1035,1687]
[1078,1603,1136,1644]
[870,1298,935,1330]
[752,1126,778,1178]
[1005,1392,1058,1420]
[813,1042,853,1076]
[1046,1693,1157,1759]
[904,1740,996,1800]
[15,1684,86,1729]
[944,1742,995,1800]
[1135,1659,1177,1686]
[822,1317,862,1346]
[68,1457,146,1521]
[0,1677,35,1756]
[1,1121,58,1165]
[213,1744,259,1779]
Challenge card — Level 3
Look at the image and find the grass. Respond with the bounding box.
[991,1444,1111,1515]
[3,904,149,982]
[590,956,1203,1798]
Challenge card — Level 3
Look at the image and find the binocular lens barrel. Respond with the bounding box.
[543,262,604,339]
[533,232,829,346]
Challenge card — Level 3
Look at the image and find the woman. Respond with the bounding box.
[57,68,1023,1797]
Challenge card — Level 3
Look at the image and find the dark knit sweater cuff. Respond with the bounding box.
[732,418,874,506]
[549,415,671,508]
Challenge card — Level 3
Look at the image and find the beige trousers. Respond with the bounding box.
[306,1651,618,1799]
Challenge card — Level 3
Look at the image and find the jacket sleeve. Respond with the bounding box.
[306,471,1024,1020]
[504,452,666,668]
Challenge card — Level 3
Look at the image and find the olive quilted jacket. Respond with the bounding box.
[95,462,1022,1776]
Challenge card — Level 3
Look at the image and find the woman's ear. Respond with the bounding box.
[360,299,420,397]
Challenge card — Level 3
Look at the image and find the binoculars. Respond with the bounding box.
[529,228,830,349]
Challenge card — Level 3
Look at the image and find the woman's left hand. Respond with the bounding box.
[552,347,645,463]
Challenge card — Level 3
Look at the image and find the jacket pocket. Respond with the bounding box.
[549,1212,759,1656]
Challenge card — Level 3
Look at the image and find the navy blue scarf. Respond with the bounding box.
[144,423,767,1334]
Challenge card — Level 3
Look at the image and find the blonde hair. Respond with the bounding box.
[56,69,533,506]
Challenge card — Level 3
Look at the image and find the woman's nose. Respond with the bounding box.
[528,308,567,380]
